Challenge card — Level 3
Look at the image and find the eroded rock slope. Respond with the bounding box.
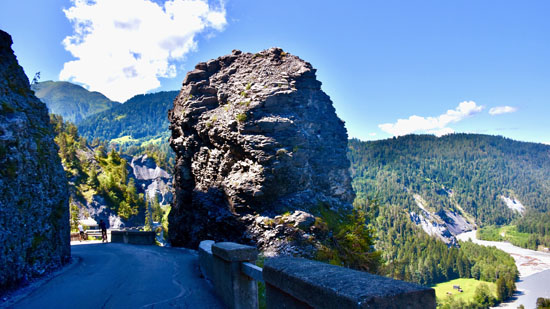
[169,48,353,256]
[0,30,70,291]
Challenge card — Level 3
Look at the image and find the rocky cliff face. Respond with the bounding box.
[168,48,353,256]
[129,154,173,206]
[0,30,70,291]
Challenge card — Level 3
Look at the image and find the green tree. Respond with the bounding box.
[144,198,153,231]
[473,283,496,309]
[315,200,382,273]
[496,277,508,301]
[537,297,550,308]
[31,71,40,84]
[151,195,163,222]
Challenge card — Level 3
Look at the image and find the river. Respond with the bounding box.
[456,230,550,308]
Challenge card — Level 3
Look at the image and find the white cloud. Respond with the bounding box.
[60,0,226,102]
[378,101,483,137]
[543,142,550,145]
[489,106,517,115]
[369,132,377,137]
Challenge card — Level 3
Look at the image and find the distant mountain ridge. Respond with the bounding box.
[77,90,177,146]
[32,81,119,123]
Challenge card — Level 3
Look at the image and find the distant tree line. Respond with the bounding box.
[78,91,177,142]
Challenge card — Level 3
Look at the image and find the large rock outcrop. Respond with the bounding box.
[0,30,70,291]
[168,48,353,256]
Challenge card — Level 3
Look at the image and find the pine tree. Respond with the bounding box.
[144,198,152,231]
[496,277,508,301]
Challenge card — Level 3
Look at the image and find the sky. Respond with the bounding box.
[1,0,549,144]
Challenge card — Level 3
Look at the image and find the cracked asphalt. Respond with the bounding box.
[12,243,224,309]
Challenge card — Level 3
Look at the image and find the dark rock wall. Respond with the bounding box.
[168,48,354,255]
[0,30,70,291]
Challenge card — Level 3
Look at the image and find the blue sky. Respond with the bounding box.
[1,0,549,144]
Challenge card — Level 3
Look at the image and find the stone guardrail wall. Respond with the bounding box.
[111,230,156,245]
[198,240,435,309]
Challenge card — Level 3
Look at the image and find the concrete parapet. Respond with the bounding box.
[211,242,259,309]
[199,240,215,281]
[263,257,436,309]
[197,241,435,309]
[199,240,259,309]
[110,230,156,245]
[212,242,259,262]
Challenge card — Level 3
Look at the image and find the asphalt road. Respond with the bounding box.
[13,243,224,309]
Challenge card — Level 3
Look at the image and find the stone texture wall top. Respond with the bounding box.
[168,48,354,256]
[0,29,70,291]
[264,257,436,308]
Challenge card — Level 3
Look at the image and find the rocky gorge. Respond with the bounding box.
[66,149,173,229]
[168,48,355,257]
[0,30,70,291]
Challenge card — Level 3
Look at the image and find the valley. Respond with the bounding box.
[1,2,549,308]
[457,230,550,307]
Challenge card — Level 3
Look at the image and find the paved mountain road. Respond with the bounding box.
[13,243,224,309]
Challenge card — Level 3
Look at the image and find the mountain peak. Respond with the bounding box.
[31,80,119,123]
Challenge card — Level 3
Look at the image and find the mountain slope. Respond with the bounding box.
[349,134,550,251]
[32,81,118,123]
[348,134,536,289]
[349,134,550,225]
[77,91,177,145]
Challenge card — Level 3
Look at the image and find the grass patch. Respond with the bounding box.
[78,184,97,204]
[478,225,534,248]
[140,136,165,147]
[236,113,247,123]
[110,135,139,144]
[114,114,127,121]
[432,278,496,304]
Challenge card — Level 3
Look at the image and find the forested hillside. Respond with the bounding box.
[349,134,550,227]
[78,91,177,146]
[371,202,517,289]
[347,134,550,293]
[51,114,159,229]
[32,81,118,123]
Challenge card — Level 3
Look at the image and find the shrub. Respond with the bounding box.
[314,202,381,273]
[236,113,247,123]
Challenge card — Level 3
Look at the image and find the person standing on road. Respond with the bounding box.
[78,223,85,242]
[99,219,107,243]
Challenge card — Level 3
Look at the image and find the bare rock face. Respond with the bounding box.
[129,154,173,205]
[168,48,354,256]
[0,30,70,291]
